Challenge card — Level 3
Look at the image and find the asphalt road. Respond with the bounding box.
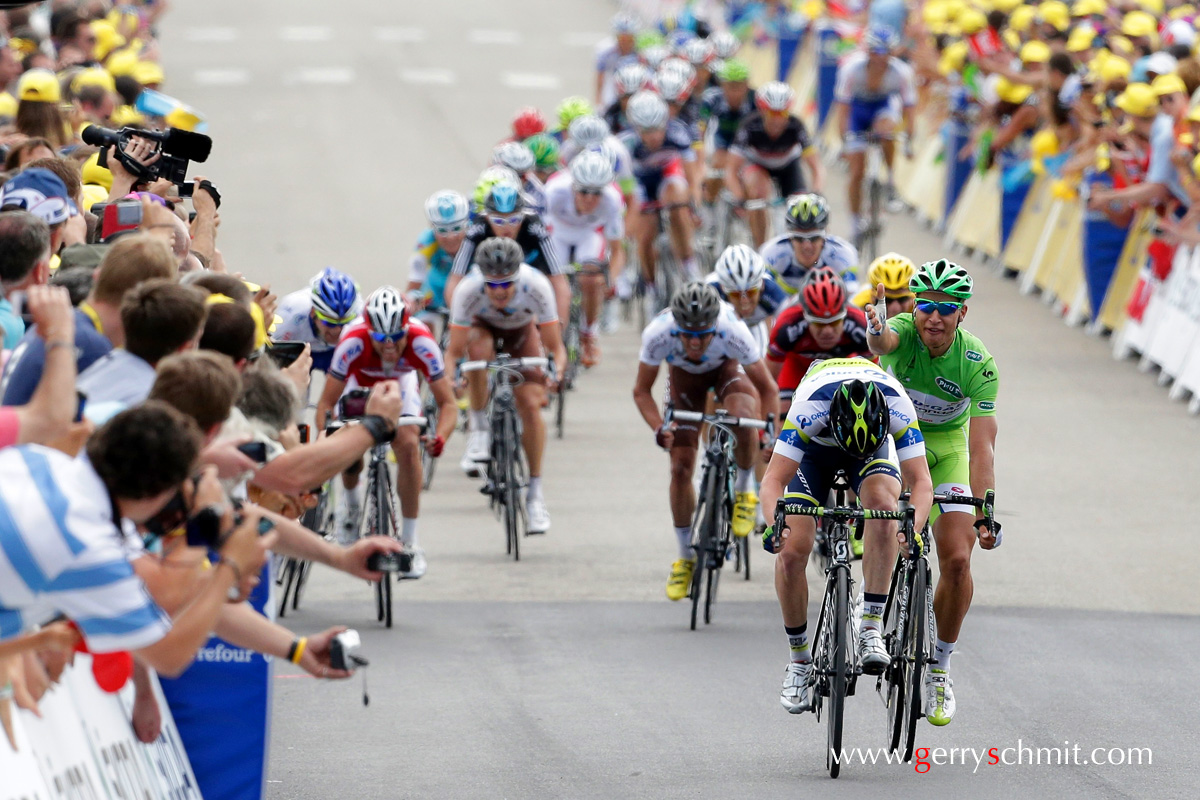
[161,1,1200,796]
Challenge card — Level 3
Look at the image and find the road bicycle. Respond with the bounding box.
[773,479,909,779]
[461,355,548,561]
[669,406,770,630]
[847,132,893,266]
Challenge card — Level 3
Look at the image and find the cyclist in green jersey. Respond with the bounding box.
[864,258,1000,728]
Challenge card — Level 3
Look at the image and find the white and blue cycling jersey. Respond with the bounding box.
[759,233,859,294]
[833,52,917,134]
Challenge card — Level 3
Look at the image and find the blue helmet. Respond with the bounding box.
[484,180,524,214]
[863,26,897,55]
[424,190,469,226]
[310,267,359,323]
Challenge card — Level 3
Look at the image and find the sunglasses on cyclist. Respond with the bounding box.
[370,330,407,343]
[485,279,516,290]
[791,231,825,242]
[574,186,603,196]
[914,299,964,316]
[489,215,524,227]
[726,287,761,302]
[763,108,790,119]
[434,222,467,235]
[314,312,353,327]
[677,326,715,339]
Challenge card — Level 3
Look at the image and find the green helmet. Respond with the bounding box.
[636,30,666,51]
[717,58,750,83]
[472,165,520,212]
[910,258,973,300]
[524,133,561,171]
[556,96,593,130]
[828,379,890,459]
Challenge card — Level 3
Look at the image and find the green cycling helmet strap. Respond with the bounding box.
[911,258,973,300]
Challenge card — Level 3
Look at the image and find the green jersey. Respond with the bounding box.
[878,313,998,433]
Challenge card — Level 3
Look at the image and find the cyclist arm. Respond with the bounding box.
[864,299,900,355]
[430,375,458,444]
[743,359,780,422]
[968,415,997,506]
[835,101,850,141]
[444,324,469,367]
[314,373,346,435]
[550,274,571,325]
[759,449,801,529]
[538,320,568,385]
[631,361,665,432]
[803,148,824,194]
[723,148,747,201]
[897,454,933,535]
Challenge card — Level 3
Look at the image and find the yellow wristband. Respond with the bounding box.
[291,636,308,664]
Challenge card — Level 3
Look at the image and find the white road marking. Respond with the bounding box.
[184,27,239,43]
[291,67,355,85]
[375,27,427,42]
[193,68,250,86]
[279,26,332,42]
[467,29,520,45]
[502,72,562,90]
[400,68,457,85]
[563,32,605,47]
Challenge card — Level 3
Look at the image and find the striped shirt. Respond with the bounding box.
[0,445,171,653]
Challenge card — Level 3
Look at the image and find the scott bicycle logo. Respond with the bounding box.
[835,540,848,560]
[935,377,963,398]
[965,350,984,362]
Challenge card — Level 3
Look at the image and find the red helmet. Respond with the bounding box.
[512,107,546,140]
[800,267,847,322]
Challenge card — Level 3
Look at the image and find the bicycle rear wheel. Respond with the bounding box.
[825,567,850,779]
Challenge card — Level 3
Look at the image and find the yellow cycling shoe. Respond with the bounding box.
[733,491,759,538]
[666,558,696,601]
[851,532,864,559]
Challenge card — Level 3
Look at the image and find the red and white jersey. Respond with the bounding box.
[328,318,445,386]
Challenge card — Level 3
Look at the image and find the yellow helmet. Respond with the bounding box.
[867,253,916,296]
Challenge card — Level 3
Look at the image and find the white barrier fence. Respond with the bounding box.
[2,654,199,800]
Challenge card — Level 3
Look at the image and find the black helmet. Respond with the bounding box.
[828,379,890,459]
[475,237,524,278]
[785,193,830,233]
[670,281,722,330]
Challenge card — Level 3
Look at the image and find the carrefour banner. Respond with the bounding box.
[159,564,273,800]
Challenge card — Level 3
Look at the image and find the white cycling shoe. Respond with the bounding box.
[526,497,550,534]
[859,627,890,675]
[780,661,813,713]
[460,430,490,476]
[399,546,426,580]
[925,668,956,726]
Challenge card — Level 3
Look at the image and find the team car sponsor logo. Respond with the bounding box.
[977,400,995,411]
[965,349,983,362]
[935,376,963,398]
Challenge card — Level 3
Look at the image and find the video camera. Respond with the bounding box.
[80,125,212,186]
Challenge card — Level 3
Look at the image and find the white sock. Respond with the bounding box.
[734,467,754,493]
[933,638,956,671]
[401,517,418,547]
[469,411,488,431]
[861,592,888,634]
[527,476,543,501]
[675,526,693,559]
[581,321,598,336]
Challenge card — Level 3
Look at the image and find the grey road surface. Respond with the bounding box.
[161,0,1199,796]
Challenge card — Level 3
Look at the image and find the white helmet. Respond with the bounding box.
[654,64,695,103]
[614,62,651,96]
[567,114,611,148]
[365,286,409,337]
[681,38,714,67]
[585,139,621,171]
[710,31,740,60]
[714,244,766,293]
[626,90,669,129]
[641,44,671,70]
[611,11,639,34]
[757,81,795,112]
[424,190,469,226]
[492,141,535,174]
[569,150,615,190]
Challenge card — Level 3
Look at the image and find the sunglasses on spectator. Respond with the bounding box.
[791,231,825,241]
[677,327,715,339]
[489,215,524,226]
[370,330,406,343]
[574,186,603,196]
[485,278,517,289]
[915,300,964,316]
[434,222,467,235]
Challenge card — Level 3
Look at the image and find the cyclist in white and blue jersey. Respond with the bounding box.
[833,26,917,243]
[270,267,361,374]
[706,243,786,359]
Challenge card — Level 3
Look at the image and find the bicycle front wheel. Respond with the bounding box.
[899,562,930,762]
[688,467,714,631]
[502,412,523,561]
[883,557,908,754]
[421,391,439,490]
[825,566,850,779]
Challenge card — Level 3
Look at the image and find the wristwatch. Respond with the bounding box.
[358,414,397,446]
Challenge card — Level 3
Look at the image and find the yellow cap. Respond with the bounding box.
[133,60,164,86]
[1107,35,1135,57]
[943,0,968,19]
[1020,40,1052,63]
[89,20,126,62]
[110,104,144,126]
[1170,3,1195,19]
[107,7,140,39]
[924,1,949,27]
[1151,73,1187,96]
[71,66,117,94]
[958,8,988,33]
[996,76,1035,103]
[81,152,114,190]
[1187,104,1200,122]
[165,106,203,132]
[80,184,108,213]
[1031,128,1060,158]
[1099,56,1131,82]
[17,69,61,103]
[939,41,970,76]
[1038,0,1071,30]
[1136,0,1163,14]
[105,48,139,78]
[1067,25,1097,52]
[992,0,1024,11]
[1115,82,1158,116]
[1071,0,1106,14]
[1191,151,1200,180]
[248,302,269,350]
[1121,10,1157,38]
[1010,5,1037,31]
[0,91,16,119]
[1003,28,1021,49]
[7,37,37,57]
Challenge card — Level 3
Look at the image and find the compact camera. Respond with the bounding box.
[329,630,369,671]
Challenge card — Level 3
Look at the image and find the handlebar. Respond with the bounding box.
[775,498,912,523]
[668,409,769,430]
[325,415,428,436]
[460,356,549,373]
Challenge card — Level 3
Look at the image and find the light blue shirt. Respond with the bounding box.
[77,349,157,423]
[1147,113,1189,205]
[0,297,24,349]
